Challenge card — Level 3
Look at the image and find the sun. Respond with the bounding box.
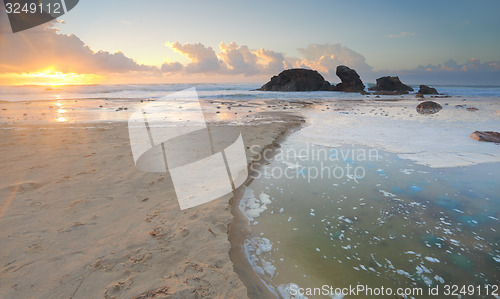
[0,67,103,86]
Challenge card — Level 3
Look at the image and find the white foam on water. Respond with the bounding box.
[379,190,397,198]
[244,237,275,278]
[424,257,441,263]
[291,99,500,168]
[239,187,272,221]
[397,269,411,277]
[434,275,445,284]
[259,192,272,205]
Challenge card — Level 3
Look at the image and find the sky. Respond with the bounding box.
[1,0,500,85]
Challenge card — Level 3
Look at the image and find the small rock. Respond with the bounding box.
[416,101,442,114]
[466,107,478,111]
[470,131,500,143]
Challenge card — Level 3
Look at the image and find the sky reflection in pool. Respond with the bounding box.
[240,141,500,298]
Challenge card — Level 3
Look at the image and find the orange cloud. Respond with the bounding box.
[0,12,158,76]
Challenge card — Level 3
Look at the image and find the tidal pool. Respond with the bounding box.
[238,140,500,298]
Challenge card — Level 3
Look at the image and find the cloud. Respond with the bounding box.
[217,42,259,76]
[0,11,157,74]
[162,42,288,76]
[376,58,500,85]
[218,42,288,75]
[414,58,500,72]
[166,42,224,73]
[290,43,372,80]
[160,61,184,73]
[386,32,415,39]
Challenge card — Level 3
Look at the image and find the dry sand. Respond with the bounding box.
[0,109,303,298]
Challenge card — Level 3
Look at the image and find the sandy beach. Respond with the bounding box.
[0,100,303,298]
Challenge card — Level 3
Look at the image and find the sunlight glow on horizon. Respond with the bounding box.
[0,67,103,86]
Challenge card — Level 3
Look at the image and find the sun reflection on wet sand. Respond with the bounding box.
[55,116,68,122]
[55,101,68,122]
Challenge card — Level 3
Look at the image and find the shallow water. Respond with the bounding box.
[240,140,500,298]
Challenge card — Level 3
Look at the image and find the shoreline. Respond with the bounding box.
[229,117,305,299]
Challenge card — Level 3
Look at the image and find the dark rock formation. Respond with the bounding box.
[418,85,439,95]
[330,65,365,93]
[416,101,442,114]
[416,93,424,99]
[258,69,331,91]
[369,76,414,94]
[470,131,500,143]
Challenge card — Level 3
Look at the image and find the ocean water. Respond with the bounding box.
[2,83,500,102]
[239,141,500,298]
[1,83,499,125]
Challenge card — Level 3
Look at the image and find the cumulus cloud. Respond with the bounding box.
[289,43,372,80]
[386,32,415,39]
[160,61,184,73]
[217,42,259,76]
[219,42,289,75]
[162,42,288,76]
[166,42,224,73]
[0,11,157,74]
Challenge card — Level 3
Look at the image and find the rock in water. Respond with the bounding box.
[416,101,442,114]
[418,85,439,94]
[331,65,365,93]
[369,76,414,94]
[258,68,331,91]
[470,131,500,143]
